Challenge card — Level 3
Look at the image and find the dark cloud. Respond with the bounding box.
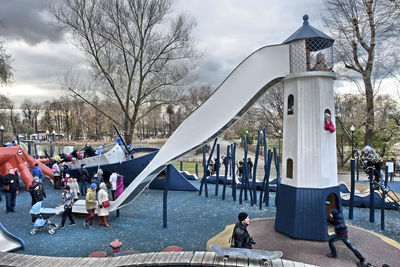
[0,0,63,44]
[186,58,228,89]
[1,0,331,105]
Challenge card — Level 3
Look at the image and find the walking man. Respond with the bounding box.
[2,168,20,213]
[327,209,366,266]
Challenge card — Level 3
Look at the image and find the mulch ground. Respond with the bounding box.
[242,218,399,267]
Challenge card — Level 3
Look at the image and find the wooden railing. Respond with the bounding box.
[0,251,317,266]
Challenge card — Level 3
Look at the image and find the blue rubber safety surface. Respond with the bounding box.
[0,180,399,257]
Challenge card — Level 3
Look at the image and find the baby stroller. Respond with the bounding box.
[30,201,59,235]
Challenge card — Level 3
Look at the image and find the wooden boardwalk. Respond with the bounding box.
[0,251,317,266]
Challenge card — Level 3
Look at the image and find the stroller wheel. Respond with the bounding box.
[30,228,37,235]
[53,223,60,230]
[48,228,56,235]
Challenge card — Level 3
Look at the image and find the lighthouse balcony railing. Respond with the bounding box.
[289,39,333,74]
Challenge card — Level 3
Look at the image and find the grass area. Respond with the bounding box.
[173,160,204,175]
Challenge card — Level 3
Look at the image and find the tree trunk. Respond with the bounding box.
[364,75,374,146]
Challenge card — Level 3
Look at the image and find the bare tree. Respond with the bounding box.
[252,82,284,138]
[180,86,213,117]
[21,100,41,134]
[323,0,400,146]
[0,42,12,86]
[51,0,196,142]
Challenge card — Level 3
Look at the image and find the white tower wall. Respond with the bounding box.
[282,72,337,189]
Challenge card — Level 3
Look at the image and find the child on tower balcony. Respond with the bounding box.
[312,52,327,71]
[324,113,335,133]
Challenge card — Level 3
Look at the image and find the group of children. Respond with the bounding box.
[28,161,124,230]
[58,170,124,229]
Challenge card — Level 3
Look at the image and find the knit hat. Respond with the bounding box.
[90,183,97,189]
[362,146,372,154]
[238,212,248,222]
[324,112,331,118]
[330,209,339,217]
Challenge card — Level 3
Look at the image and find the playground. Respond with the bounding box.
[0,12,399,267]
[0,175,399,266]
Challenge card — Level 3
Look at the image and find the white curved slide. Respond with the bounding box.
[111,44,290,210]
[0,223,25,252]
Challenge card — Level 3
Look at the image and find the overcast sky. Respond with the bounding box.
[0,0,327,105]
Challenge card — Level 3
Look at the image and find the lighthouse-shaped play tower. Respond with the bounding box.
[275,15,341,241]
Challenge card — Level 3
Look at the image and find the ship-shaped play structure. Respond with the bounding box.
[65,143,197,191]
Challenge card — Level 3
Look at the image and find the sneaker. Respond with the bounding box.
[83,221,88,228]
[88,225,95,229]
[60,226,66,230]
[327,253,337,258]
[69,223,76,226]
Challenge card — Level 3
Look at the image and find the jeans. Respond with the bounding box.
[61,208,75,226]
[80,181,88,197]
[328,234,365,262]
[5,191,17,211]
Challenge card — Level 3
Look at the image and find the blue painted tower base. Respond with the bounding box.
[275,184,341,241]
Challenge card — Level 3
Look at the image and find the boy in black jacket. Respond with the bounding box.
[327,209,366,266]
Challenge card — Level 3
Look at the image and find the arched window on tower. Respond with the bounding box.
[286,158,293,179]
[324,109,335,133]
[288,94,294,115]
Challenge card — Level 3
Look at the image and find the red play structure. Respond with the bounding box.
[0,145,54,189]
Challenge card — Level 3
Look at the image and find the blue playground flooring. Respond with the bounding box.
[0,180,399,257]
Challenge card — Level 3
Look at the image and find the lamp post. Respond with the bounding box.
[0,125,4,145]
[350,125,355,158]
[349,124,356,220]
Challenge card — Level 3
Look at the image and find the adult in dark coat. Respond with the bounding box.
[247,158,253,177]
[79,164,90,197]
[29,177,46,222]
[2,168,20,212]
[231,212,255,249]
[29,177,46,205]
[327,209,366,265]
